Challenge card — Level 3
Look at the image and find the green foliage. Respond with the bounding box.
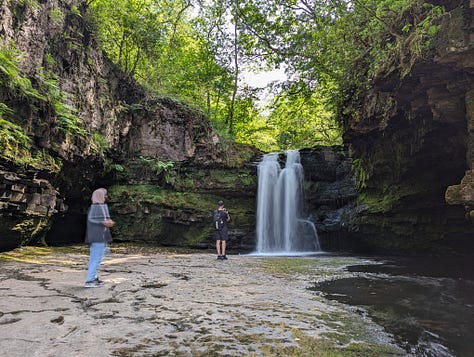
[351,0,445,79]
[138,156,175,184]
[0,44,87,139]
[352,158,371,189]
[221,0,444,144]
[0,45,45,101]
[92,132,109,151]
[70,5,82,17]
[89,132,109,159]
[37,69,87,138]
[87,0,444,152]
[0,115,31,161]
[267,86,343,150]
[0,111,62,172]
[88,0,345,150]
[0,43,98,169]
[49,8,64,23]
[17,0,40,8]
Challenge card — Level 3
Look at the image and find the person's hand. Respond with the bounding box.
[103,219,115,228]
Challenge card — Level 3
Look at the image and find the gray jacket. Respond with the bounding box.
[85,203,113,244]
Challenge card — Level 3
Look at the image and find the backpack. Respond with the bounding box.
[213,210,225,230]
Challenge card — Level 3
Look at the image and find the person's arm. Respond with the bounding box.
[102,204,115,227]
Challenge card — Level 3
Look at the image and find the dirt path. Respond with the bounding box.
[0,247,404,356]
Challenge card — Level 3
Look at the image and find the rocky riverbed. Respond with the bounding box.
[0,245,404,356]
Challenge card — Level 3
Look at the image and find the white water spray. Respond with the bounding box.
[255,150,320,254]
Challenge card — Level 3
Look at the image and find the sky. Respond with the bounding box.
[241,68,287,89]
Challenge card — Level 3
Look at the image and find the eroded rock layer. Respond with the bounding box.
[343,0,474,254]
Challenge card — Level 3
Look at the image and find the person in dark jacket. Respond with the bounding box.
[214,200,231,260]
[84,188,115,288]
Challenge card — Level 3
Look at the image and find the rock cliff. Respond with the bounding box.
[1,0,472,256]
[0,0,241,251]
[299,147,358,251]
[342,0,474,254]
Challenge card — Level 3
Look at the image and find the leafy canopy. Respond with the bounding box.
[88,0,444,152]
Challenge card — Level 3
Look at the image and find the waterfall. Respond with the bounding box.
[255,150,321,254]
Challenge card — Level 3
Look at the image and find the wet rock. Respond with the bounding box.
[341,2,474,254]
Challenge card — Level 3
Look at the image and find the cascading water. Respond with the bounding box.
[255,150,321,254]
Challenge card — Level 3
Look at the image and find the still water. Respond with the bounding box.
[311,256,474,357]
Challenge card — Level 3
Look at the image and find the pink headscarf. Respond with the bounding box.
[91,188,107,204]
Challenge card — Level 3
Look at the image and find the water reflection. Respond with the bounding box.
[310,256,474,357]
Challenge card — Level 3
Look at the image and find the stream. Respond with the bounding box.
[310,255,474,357]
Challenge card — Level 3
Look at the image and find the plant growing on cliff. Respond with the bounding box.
[352,158,371,189]
[37,69,87,139]
[355,0,445,79]
[1,44,87,140]
[0,45,45,101]
[0,114,62,172]
[0,114,31,162]
[138,156,175,184]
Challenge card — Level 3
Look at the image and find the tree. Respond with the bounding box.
[88,0,443,152]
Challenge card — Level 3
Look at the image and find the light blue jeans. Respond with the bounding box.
[86,242,106,282]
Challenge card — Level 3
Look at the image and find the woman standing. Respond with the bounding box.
[84,188,115,288]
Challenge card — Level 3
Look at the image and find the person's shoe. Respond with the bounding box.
[217,255,223,260]
[84,278,104,288]
[221,255,228,260]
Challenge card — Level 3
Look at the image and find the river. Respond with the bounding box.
[311,255,474,357]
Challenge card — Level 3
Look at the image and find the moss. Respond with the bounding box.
[289,328,403,356]
[182,225,213,246]
[12,217,48,239]
[108,184,254,221]
[256,257,365,281]
[107,184,255,246]
[358,180,429,214]
[0,245,88,265]
[108,184,217,212]
[358,192,400,213]
[257,257,316,276]
[170,167,257,193]
[229,323,404,357]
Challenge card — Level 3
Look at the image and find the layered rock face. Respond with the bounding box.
[343,0,474,254]
[299,147,358,251]
[2,0,472,256]
[101,158,259,252]
[0,0,228,251]
[0,165,61,250]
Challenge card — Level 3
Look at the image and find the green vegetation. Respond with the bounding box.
[38,68,87,138]
[49,8,64,23]
[0,41,100,170]
[138,156,175,184]
[258,257,316,276]
[108,184,234,213]
[0,245,89,264]
[0,0,445,171]
[87,0,444,152]
[0,45,45,101]
[0,110,63,172]
[257,256,367,281]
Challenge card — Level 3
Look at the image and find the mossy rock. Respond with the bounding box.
[107,184,255,249]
